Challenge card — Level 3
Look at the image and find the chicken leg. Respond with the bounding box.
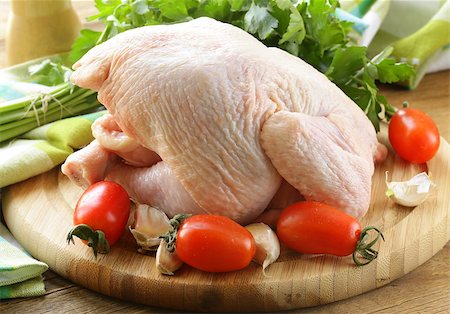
[106,161,206,218]
[261,111,374,218]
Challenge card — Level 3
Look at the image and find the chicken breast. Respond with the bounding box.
[68,17,385,223]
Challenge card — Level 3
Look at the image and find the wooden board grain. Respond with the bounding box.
[3,131,450,312]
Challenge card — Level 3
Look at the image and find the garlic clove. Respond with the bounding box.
[245,223,280,274]
[130,204,172,251]
[385,171,435,207]
[130,229,161,251]
[156,239,183,275]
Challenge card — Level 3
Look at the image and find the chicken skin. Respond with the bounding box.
[64,17,385,223]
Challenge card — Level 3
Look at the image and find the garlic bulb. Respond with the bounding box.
[385,172,435,207]
[156,239,183,275]
[130,204,172,251]
[245,223,280,274]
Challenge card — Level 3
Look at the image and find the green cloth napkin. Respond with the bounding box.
[342,0,450,89]
[0,111,103,299]
[0,223,48,299]
[0,63,104,299]
[390,1,450,88]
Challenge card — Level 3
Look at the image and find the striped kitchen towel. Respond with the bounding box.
[0,80,52,103]
[0,108,102,297]
[0,110,105,189]
[0,223,48,299]
[0,80,104,299]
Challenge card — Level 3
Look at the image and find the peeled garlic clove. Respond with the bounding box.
[245,223,280,273]
[156,239,183,275]
[385,171,435,207]
[130,204,171,251]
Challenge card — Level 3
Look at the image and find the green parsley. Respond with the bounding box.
[68,0,415,131]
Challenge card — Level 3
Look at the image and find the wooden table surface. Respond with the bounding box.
[1,2,449,313]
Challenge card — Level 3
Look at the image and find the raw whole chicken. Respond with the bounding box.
[63,17,386,224]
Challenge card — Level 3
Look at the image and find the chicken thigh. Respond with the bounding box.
[68,17,385,224]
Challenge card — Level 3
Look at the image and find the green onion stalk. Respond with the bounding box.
[0,83,101,143]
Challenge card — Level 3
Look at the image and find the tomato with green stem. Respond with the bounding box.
[67,181,131,257]
[388,108,440,164]
[162,214,256,272]
[276,201,383,266]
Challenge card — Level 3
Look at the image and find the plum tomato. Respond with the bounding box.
[175,215,256,272]
[276,201,384,265]
[277,201,361,256]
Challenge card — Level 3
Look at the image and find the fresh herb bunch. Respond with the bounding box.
[70,0,415,131]
[0,60,100,143]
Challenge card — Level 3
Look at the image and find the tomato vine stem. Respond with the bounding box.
[67,224,110,258]
[352,226,385,266]
[160,214,191,253]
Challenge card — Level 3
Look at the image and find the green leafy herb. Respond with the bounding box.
[325,46,415,129]
[244,2,278,40]
[326,46,367,86]
[278,7,305,46]
[375,58,416,84]
[68,0,415,131]
[28,59,72,86]
[69,29,102,64]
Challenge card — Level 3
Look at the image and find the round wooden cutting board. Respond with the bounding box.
[3,132,450,312]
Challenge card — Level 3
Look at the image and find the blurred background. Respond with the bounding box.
[0,1,100,68]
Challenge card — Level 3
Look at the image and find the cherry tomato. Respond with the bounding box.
[276,201,361,256]
[67,181,130,256]
[176,215,256,272]
[388,108,440,164]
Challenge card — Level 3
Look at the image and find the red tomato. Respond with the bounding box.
[176,215,256,272]
[388,108,440,164]
[277,201,361,256]
[72,181,130,246]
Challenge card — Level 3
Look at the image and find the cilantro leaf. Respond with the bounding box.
[376,58,416,84]
[28,59,72,86]
[244,2,278,40]
[194,0,232,20]
[274,0,293,11]
[303,0,348,57]
[326,46,366,85]
[279,7,306,46]
[87,0,122,21]
[69,29,102,63]
[156,0,191,21]
[133,0,150,15]
[229,0,246,11]
[326,46,407,131]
